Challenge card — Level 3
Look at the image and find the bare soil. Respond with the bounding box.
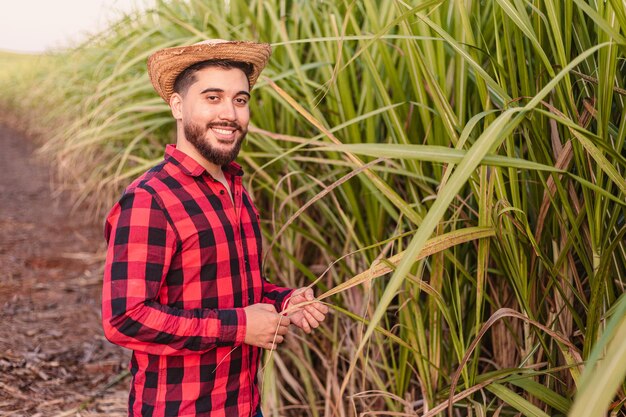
[0,125,129,416]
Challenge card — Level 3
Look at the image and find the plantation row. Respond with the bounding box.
[1,1,624,416]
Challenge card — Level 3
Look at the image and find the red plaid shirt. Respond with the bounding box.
[102,145,293,417]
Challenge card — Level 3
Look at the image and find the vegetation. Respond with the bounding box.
[0,50,40,79]
[1,0,624,416]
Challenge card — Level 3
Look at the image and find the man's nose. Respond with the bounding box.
[218,101,237,121]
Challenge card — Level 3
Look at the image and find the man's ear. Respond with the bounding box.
[170,93,183,120]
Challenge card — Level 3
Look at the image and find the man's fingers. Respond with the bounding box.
[278,315,291,327]
[290,296,329,316]
[285,291,330,334]
[303,310,320,329]
[266,335,283,345]
[305,304,326,322]
[301,321,311,333]
[276,317,290,335]
[304,288,314,300]
[310,300,329,314]
[264,333,285,350]
[276,324,289,336]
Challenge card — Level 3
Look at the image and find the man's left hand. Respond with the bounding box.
[284,287,329,333]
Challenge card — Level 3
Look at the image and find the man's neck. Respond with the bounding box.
[176,140,223,178]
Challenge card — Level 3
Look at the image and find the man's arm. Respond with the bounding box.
[261,280,294,313]
[101,188,247,355]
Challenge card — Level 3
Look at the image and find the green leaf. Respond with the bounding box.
[507,376,571,414]
[315,143,563,171]
[487,383,551,417]
[569,294,626,417]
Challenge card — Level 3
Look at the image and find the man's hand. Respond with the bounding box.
[243,303,290,350]
[284,287,329,333]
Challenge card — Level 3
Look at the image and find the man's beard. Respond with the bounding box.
[184,121,247,166]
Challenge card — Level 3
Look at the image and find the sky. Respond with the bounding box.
[0,0,155,53]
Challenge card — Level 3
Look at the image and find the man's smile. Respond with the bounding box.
[212,127,235,135]
[206,122,241,142]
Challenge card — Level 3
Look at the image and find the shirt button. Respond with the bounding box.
[219,190,225,195]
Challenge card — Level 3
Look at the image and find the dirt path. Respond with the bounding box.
[0,125,128,416]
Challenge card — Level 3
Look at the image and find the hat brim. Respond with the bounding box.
[147,41,271,103]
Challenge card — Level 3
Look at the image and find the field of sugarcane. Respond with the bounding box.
[1,0,624,416]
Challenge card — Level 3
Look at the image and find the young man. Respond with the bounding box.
[102,39,328,417]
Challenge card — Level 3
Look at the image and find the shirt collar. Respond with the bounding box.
[164,144,244,178]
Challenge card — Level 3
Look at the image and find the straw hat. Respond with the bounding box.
[147,39,272,103]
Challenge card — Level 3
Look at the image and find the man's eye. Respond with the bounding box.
[207,95,219,101]
[235,98,248,105]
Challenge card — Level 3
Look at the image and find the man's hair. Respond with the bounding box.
[173,59,254,97]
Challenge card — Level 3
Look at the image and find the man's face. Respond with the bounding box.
[176,66,251,166]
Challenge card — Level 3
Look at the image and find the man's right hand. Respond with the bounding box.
[243,303,290,350]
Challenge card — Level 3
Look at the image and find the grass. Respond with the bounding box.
[0,50,40,76]
[0,0,624,416]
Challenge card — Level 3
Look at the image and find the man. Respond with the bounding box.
[102,39,328,417]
